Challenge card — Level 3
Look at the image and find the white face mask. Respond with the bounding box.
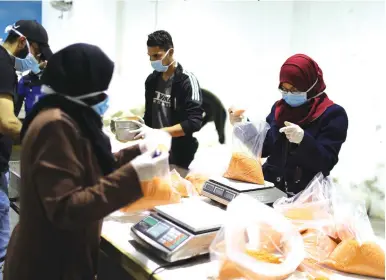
[4,25,41,74]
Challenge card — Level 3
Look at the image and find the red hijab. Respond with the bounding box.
[275,54,334,128]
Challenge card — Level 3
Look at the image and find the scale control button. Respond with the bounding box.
[224,191,235,201]
[214,187,224,196]
[204,184,215,192]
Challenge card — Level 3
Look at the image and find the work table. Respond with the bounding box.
[104,138,385,279]
[101,206,385,280]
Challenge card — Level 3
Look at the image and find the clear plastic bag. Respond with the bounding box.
[210,194,305,280]
[274,173,386,278]
[328,178,374,243]
[273,173,335,235]
[322,177,385,278]
[170,169,198,197]
[223,121,270,185]
[184,172,209,195]
[120,134,181,213]
[296,229,337,279]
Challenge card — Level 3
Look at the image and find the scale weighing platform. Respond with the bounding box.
[131,199,225,263]
[202,176,287,206]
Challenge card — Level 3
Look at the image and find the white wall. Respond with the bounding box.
[42,0,386,187]
[42,0,118,58]
[287,1,386,186]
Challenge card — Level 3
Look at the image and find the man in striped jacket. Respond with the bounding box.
[136,30,203,175]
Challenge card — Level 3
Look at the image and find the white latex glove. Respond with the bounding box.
[228,107,246,126]
[131,150,170,181]
[279,121,304,144]
[138,129,172,154]
[129,120,153,140]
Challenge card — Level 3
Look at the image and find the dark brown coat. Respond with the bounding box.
[4,109,144,280]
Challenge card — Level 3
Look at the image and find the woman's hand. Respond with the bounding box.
[228,107,246,126]
[138,129,172,154]
[279,121,304,144]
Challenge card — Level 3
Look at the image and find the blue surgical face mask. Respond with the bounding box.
[151,49,174,72]
[91,96,110,116]
[281,92,307,107]
[5,25,41,74]
[41,85,110,116]
[74,92,110,116]
[280,78,319,107]
[14,53,41,74]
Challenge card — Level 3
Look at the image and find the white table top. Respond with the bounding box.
[101,200,384,280]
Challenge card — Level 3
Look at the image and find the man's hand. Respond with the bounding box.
[131,122,185,139]
[0,94,22,141]
[130,120,153,140]
[279,121,304,144]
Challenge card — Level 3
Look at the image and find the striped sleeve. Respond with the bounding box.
[183,70,201,102]
[179,70,203,134]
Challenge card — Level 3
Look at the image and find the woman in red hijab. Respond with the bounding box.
[230,54,348,195]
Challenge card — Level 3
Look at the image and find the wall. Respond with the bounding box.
[288,1,386,186]
[0,0,42,42]
[42,0,386,188]
[42,0,117,57]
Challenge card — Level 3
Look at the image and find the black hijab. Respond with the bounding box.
[21,43,116,175]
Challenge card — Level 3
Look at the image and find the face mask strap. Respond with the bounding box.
[161,48,172,60]
[41,84,106,100]
[75,91,105,100]
[5,25,31,52]
[305,78,319,93]
[160,48,175,66]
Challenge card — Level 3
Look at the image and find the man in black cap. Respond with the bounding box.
[0,19,52,274]
[12,20,54,116]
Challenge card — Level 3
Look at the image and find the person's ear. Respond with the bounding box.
[169,48,174,57]
[17,37,27,51]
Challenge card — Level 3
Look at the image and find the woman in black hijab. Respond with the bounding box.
[4,43,170,280]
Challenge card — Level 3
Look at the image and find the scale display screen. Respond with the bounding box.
[147,222,169,239]
[134,214,190,251]
[135,216,159,233]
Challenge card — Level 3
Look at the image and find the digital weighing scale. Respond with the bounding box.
[201,176,287,206]
[131,199,225,263]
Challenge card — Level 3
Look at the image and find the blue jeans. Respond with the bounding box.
[0,172,9,280]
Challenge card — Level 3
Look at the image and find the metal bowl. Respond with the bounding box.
[111,116,142,142]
